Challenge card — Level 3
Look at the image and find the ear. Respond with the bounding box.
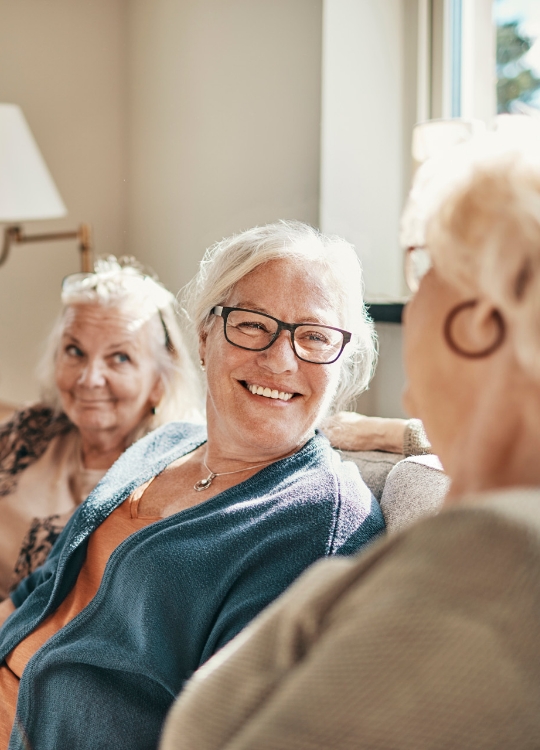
[198,329,207,364]
[149,376,165,409]
[445,299,505,359]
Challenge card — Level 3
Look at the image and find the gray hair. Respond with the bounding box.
[181,221,377,413]
[401,115,540,381]
[39,256,204,440]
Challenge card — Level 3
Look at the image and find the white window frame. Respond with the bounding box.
[417,0,496,123]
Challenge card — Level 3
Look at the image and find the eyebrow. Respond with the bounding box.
[61,332,139,351]
[231,301,336,326]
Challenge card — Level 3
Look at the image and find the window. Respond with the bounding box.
[495,0,540,113]
[421,0,496,122]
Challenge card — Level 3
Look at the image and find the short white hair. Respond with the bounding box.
[401,115,540,380]
[181,221,377,413]
[39,256,203,439]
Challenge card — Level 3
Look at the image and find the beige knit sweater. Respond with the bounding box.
[161,489,540,750]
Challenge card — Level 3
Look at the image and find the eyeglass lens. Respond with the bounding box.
[224,309,345,363]
[405,247,432,293]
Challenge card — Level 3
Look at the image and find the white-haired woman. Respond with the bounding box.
[0,222,384,749]
[0,256,202,600]
[159,119,540,750]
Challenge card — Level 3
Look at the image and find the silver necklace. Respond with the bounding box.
[194,456,272,492]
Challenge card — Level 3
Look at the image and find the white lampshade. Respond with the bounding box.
[0,103,67,222]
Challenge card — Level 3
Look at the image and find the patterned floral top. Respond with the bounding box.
[0,405,106,599]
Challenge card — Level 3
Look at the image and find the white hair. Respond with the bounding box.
[181,221,377,413]
[401,115,540,380]
[39,256,204,440]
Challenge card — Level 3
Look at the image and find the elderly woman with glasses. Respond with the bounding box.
[0,221,384,749]
[159,120,540,750]
[0,256,202,602]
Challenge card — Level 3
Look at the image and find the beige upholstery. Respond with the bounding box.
[380,455,450,533]
[339,450,403,501]
[341,451,449,533]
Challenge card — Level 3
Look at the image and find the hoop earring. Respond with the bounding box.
[443,300,505,359]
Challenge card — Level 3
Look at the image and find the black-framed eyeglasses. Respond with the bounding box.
[404,246,432,294]
[211,306,352,364]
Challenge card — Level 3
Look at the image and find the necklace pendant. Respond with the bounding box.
[194,472,217,492]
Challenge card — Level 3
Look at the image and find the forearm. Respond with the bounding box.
[363,417,408,453]
[322,412,432,455]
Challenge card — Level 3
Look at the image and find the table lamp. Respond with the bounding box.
[0,103,92,271]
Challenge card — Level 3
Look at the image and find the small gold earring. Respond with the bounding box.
[200,359,206,371]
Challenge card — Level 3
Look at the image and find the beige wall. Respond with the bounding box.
[0,0,409,417]
[126,0,323,293]
[0,0,128,403]
[0,0,323,404]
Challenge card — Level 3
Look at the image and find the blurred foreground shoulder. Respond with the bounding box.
[161,495,540,750]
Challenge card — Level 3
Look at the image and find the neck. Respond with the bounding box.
[79,430,128,470]
[202,439,303,474]
[203,429,314,475]
[443,361,540,506]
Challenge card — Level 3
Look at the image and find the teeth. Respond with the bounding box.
[247,383,294,401]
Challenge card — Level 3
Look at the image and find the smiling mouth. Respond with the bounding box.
[242,382,296,401]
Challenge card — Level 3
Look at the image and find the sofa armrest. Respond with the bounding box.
[380,455,450,534]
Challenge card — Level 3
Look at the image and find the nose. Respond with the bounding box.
[257,330,298,373]
[77,359,107,388]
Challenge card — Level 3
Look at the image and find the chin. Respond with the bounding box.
[78,419,117,433]
[69,409,117,431]
[252,416,313,455]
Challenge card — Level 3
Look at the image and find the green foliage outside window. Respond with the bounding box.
[497,21,540,113]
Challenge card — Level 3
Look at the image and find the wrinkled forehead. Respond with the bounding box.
[225,258,345,325]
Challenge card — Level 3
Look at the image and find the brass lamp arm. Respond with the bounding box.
[0,223,93,271]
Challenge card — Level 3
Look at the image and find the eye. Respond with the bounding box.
[65,344,84,358]
[298,329,331,344]
[236,321,269,332]
[306,331,329,343]
[111,352,131,364]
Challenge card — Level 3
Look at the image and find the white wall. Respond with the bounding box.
[320,0,406,302]
[0,0,128,403]
[321,0,415,417]
[126,0,323,293]
[356,322,408,417]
